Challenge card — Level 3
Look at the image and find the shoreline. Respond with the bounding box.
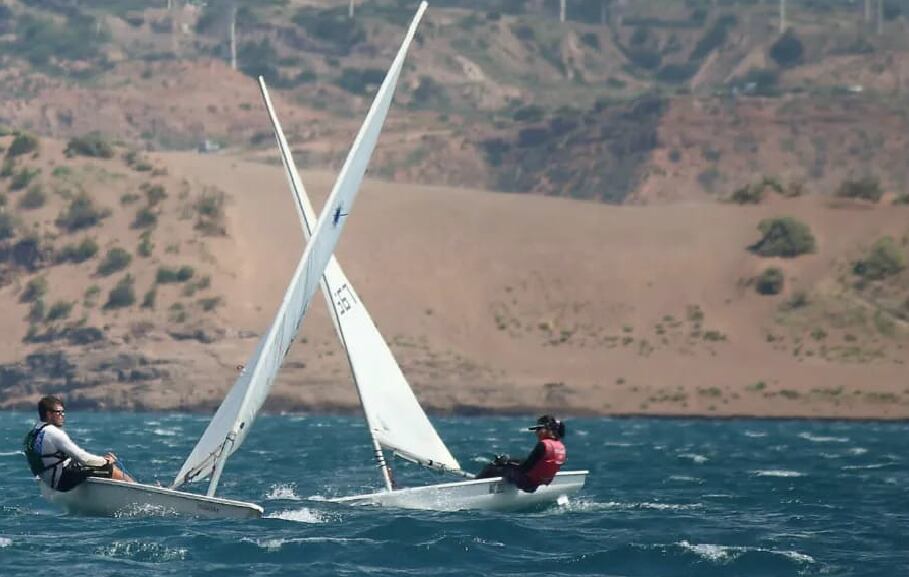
[3,406,907,423]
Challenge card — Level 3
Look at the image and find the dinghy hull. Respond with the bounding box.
[328,470,587,512]
[39,477,263,519]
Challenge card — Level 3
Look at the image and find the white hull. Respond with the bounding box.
[39,478,263,519]
[328,470,588,512]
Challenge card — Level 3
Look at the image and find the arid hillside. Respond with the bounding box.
[0,138,906,418]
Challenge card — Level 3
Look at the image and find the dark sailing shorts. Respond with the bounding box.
[56,461,114,492]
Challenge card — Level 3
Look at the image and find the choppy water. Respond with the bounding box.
[2,412,907,576]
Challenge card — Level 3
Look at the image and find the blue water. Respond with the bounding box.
[2,412,907,576]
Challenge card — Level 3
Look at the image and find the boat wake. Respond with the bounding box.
[265,483,301,501]
[264,507,332,524]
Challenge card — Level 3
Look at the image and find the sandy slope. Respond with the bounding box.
[142,151,909,419]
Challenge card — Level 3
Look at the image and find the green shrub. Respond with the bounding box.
[755,267,785,295]
[6,133,39,158]
[143,184,167,206]
[769,30,804,68]
[105,275,135,309]
[1,158,14,177]
[46,300,73,322]
[10,167,40,191]
[28,298,45,323]
[83,284,101,308]
[729,183,764,205]
[56,193,110,232]
[336,68,386,95]
[132,207,157,229]
[120,192,141,206]
[194,188,226,236]
[853,237,906,281]
[837,176,884,203]
[199,296,221,312]
[18,185,46,210]
[0,211,17,240]
[749,217,816,257]
[137,231,154,257]
[96,247,132,276]
[65,133,114,158]
[142,287,156,309]
[894,194,909,206]
[20,276,47,303]
[56,237,99,264]
[158,264,192,283]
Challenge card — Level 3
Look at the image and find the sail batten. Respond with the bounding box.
[257,2,459,475]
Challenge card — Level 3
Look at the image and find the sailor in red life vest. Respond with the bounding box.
[476,414,567,493]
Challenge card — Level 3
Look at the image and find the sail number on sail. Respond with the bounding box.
[333,283,358,315]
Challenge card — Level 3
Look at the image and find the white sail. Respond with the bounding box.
[257,19,460,472]
[172,1,429,492]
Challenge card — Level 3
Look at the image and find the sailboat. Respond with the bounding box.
[258,18,588,513]
[36,2,426,519]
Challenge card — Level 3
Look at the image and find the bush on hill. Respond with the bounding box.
[10,167,40,191]
[46,301,73,322]
[65,133,115,159]
[20,276,47,303]
[18,185,46,210]
[770,30,804,68]
[56,193,110,232]
[97,247,132,276]
[749,217,816,258]
[105,274,135,309]
[837,176,884,203]
[853,237,906,281]
[0,211,17,240]
[56,237,99,264]
[755,267,785,295]
[6,133,39,158]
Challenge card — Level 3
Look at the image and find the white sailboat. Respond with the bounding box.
[258,7,587,512]
[37,2,426,519]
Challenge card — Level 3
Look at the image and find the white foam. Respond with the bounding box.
[668,475,702,483]
[0,451,22,457]
[678,541,814,565]
[744,430,767,438]
[798,432,849,443]
[841,463,889,470]
[153,428,178,437]
[265,483,301,501]
[752,470,804,478]
[679,453,708,464]
[0,537,11,548]
[265,507,328,523]
[848,447,868,456]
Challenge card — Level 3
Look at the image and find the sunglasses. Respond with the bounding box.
[50,409,65,415]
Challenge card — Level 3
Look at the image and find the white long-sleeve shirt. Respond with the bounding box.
[31,423,106,488]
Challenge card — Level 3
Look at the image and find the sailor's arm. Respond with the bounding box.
[49,427,107,467]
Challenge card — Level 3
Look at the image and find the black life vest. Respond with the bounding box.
[23,424,68,476]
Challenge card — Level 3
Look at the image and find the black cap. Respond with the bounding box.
[528,414,558,431]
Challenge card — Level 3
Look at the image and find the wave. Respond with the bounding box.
[153,428,178,437]
[265,507,330,523]
[798,432,849,443]
[841,463,891,470]
[848,447,868,456]
[0,450,22,457]
[563,499,703,512]
[265,483,301,501]
[744,430,767,438]
[0,537,11,548]
[678,453,708,464]
[677,540,814,565]
[752,470,804,478]
[667,475,703,483]
[96,540,187,562]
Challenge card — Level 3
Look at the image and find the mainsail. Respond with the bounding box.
[258,48,460,476]
[256,2,457,476]
[172,1,429,494]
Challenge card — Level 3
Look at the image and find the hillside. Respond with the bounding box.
[0,139,907,417]
[0,1,908,418]
[0,1,907,202]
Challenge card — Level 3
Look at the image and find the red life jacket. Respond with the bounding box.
[525,438,566,486]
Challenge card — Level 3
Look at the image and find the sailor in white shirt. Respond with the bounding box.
[24,395,134,491]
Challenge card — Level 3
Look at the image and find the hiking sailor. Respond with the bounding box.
[476,414,567,493]
[24,395,135,492]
